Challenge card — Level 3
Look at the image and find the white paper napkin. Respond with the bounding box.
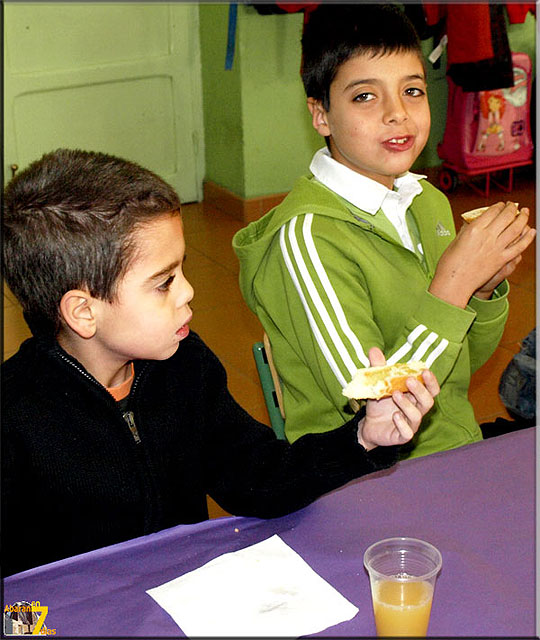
[146,534,359,637]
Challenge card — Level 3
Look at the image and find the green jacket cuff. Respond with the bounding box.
[468,280,510,322]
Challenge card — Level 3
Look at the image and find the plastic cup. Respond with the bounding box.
[363,537,442,637]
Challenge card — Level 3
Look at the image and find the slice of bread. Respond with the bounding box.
[461,206,489,223]
[342,361,427,400]
[461,202,519,223]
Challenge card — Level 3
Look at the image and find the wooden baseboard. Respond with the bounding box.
[203,181,288,224]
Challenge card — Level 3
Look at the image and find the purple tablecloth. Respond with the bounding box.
[4,428,536,637]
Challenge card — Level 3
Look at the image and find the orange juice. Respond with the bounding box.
[372,578,433,637]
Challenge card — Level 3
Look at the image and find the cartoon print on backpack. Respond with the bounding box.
[476,91,505,152]
[476,64,530,155]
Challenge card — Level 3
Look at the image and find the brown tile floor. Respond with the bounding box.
[2,165,536,519]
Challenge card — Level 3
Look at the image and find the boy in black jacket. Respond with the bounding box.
[2,149,439,576]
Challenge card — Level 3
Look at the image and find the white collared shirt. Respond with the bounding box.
[309,147,426,253]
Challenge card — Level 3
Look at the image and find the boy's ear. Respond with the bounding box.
[59,289,97,339]
[307,98,331,137]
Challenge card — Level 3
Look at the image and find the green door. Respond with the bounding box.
[4,2,204,202]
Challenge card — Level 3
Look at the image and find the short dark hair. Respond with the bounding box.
[3,148,181,336]
[301,4,424,110]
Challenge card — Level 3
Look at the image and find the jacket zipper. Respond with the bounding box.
[123,410,141,444]
[123,363,149,444]
[56,349,157,530]
[56,351,145,444]
[56,351,100,387]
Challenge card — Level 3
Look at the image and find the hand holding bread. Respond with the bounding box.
[429,201,535,308]
[352,348,440,450]
[343,361,427,400]
[461,202,519,223]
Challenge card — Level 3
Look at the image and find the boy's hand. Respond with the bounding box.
[429,202,536,308]
[473,220,534,299]
[357,348,440,450]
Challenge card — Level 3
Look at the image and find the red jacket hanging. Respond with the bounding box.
[423,3,514,91]
[505,3,535,24]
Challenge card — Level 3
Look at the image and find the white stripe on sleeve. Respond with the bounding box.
[286,218,360,379]
[387,325,427,365]
[279,223,348,387]
[302,215,370,369]
[409,331,438,362]
[424,338,449,367]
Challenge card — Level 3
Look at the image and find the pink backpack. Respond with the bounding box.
[438,52,533,191]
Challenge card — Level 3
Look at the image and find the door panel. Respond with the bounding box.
[4,2,204,202]
[13,77,178,178]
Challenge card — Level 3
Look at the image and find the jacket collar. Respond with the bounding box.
[33,335,150,392]
[309,147,426,216]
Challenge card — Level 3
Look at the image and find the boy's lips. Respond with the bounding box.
[176,314,192,339]
[381,135,415,152]
[176,324,190,340]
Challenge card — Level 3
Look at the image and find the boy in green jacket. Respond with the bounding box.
[233,4,535,458]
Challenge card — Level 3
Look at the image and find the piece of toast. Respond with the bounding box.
[342,361,427,400]
[461,203,519,223]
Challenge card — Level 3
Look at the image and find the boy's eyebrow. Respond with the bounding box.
[345,74,426,91]
[145,260,182,284]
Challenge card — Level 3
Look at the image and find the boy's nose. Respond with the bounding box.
[177,278,194,307]
[383,97,408,125]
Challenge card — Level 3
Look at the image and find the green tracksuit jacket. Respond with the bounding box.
[233,175,509,458]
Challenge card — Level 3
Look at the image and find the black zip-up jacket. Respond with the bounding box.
[1,331,398,576]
